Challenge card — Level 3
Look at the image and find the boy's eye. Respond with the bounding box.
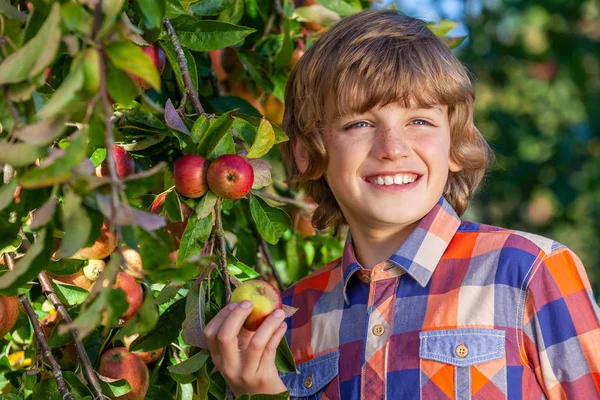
[344,121,370,130]
[410,119,432,126]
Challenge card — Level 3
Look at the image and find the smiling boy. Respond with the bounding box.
[204,9,600,399]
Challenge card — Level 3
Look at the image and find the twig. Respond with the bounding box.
[256,192,316,211]
[177,92,188,113]
[38,271,106,399]
[214,199,232,303]
[163,17,205,116]
[258,235,286,291]
[19,296,74,400]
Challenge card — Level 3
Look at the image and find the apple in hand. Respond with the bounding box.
[174,154,209,198]
[229,280,282,331]
[206,154,254,200]
[100,145,135,179]
[0,295,19,338]
[98,347,149,400]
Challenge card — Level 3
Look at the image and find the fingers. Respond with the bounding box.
[204,301,237,360]
[242,308,287,373]
[214,301,255,366]
[258,318,287,369]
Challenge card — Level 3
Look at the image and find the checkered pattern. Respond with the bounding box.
[280,196,600,399]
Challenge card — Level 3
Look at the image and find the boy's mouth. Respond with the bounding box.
[365,172,421,186]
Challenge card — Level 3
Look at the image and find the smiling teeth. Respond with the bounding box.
[370,174,418,186]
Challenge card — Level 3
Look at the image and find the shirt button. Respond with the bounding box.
[304,374,313,389]
[456,344,469,358]
[372,324,385,336]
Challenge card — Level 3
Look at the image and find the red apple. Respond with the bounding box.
[173,154,209,199]
[114,272,143,325]
[229,280,282,331]
[128,43,165,90]
[71,221,117,260]
[206,154,254,200]
[47,270,94,290]
[0,295,19,338]
[100,145,135,179]
[123,334,164,364]
[98,347,149,400]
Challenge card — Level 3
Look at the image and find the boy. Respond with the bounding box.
[204,9,600,399]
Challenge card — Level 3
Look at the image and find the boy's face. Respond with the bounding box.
[323,102,462,232]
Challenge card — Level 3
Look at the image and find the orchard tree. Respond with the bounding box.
[0,1,463,399]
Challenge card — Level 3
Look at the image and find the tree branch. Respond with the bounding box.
[163,17,205,116]
[38,271,105,399]
[19,295,75,400]
[214,199,232,303]
[258,235,286,291]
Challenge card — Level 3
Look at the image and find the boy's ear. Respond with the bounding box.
[292,140,310,173]
[449,156,463,173]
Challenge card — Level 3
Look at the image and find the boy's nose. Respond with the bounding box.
[373,127,411,161]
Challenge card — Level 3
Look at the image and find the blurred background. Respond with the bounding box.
[374,0,600,298]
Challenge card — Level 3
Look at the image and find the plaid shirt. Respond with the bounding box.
[279,196,600,399]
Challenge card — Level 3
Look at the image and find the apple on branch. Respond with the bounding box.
[71,220,117,260]
[97,145,135,179]
[173,154,209,199]
[207,154,254,200]
[0,295,19,338]
[229,279,282,331]
[98,347,149,400]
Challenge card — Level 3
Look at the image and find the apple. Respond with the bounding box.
[0,295,19,337]
[290,208,315,238]
[122,247,143,279]
[206,154,254,200]
[98,347,149,400]
[114,272,143,325]
[100,145,135,179]
[128,43,165,91]
[47,270,94,290]
[82,259,106,281]
[229,280,282,331]
[150,192,193,248]
[71,221,117,260]
[173,154,209,199]
[289,39,305,70]
[209,49,228,82]
[123,334,164,364]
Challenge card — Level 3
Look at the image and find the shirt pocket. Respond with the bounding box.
[279,350,341,400]
[419,328,507,400]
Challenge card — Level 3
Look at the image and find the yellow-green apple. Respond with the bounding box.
[82,259,106,280]
[100,145,135,179]
[98,347,149,400]
[0,295,19,337]
[206,154,254,200]
[173,154,209,199]
[229,280,282,331]
[71,221,117,260]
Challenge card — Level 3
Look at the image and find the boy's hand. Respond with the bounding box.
[204,300,289,397]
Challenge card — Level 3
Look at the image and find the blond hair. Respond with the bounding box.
[281,9,495,233]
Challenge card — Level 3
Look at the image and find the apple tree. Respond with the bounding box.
[0,1,463,398]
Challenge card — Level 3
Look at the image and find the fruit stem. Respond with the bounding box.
[163,17,206,116]
[214,199,232,303]
[19,292,75,400]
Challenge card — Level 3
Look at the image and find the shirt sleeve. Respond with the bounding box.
[522,246,600,399]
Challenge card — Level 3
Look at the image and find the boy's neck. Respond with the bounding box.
[349,221,419,270]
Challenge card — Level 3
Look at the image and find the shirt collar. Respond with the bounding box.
[341,196,461,302]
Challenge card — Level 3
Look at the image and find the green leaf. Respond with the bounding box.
[0,178,19,211]
[105,41,161,91]
[20,131,87,189]
[0,141,45,167]
[275,336,296,373]
[32,377,61,400]
[427,20,459,37]
[133,0,166,30]
[64,371,94,398]
[442,35,467,49]
[209,95,262,118]
[217,0,244,24]
[56,189,92,258]
[0,228,53,295]
[130,297,186,352]
[316,0,361,16]
[177,213,213,266]
[52,281,89,306]
[98,374,131,397]
[195,190,218,219]
[11,117,67,146]
[198,111,235,159]
[246,118,275,159]
[249,159,272,190]
[0,1,28,22]
[168,350,210,374]
[160,40,198,96]
[273,18,293,69]
[235,114,288,144]
[106,61,138,107]
[90,148,107,167]
[37,61,86,119]
[236,391,290,400]
[249,194,291,245]
[294,4,341,27]
[0,3,61,84]
[165,189,184,222]
[190,0,230,15]
[44,258,86,276]
[167,16,255,51]
[237,49,274,93]
[181,283,207,347]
